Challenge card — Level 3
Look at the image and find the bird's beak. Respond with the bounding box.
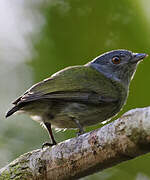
[131,53,148,63]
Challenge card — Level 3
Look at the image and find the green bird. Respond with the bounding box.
[6,50,148,147]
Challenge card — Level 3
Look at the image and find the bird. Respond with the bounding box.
[6,49,148,147]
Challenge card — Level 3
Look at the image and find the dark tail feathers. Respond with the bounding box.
[5,106,20,118]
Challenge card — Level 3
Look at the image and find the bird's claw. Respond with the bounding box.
[42,141,56,149]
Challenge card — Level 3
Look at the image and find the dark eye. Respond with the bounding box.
[112,56,121,64]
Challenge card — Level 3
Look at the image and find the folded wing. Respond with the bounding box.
[6,65,119,117]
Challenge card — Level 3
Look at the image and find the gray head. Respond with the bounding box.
[86,49,148,87]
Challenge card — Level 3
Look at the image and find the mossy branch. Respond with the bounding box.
[1,107,150,180]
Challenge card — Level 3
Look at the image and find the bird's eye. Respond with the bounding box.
[112,56,121,64]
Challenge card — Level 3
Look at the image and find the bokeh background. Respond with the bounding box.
[1,0,150,179]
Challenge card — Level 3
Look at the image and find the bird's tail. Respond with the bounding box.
[5,105,20,118]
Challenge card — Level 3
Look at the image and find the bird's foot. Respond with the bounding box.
[42,141,57,149]
[73,119,85,137]
[76,129,85,137]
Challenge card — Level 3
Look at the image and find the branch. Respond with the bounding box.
[1,107,150,180]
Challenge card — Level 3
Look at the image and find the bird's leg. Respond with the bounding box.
[74,119,85,136]
[42,122,57,148]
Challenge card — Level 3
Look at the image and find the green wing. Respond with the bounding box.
[14,65,119,105]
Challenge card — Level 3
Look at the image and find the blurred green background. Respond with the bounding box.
[1,0,150,179]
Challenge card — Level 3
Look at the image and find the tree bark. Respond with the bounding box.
[1,107,150,180]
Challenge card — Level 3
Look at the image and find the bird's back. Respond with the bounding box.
[6,65,127,127]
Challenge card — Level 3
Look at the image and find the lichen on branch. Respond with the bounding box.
[1,107,150,180]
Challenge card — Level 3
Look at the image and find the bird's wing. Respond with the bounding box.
[13,65,119,106]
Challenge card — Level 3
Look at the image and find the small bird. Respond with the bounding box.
[6,50,148,147]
